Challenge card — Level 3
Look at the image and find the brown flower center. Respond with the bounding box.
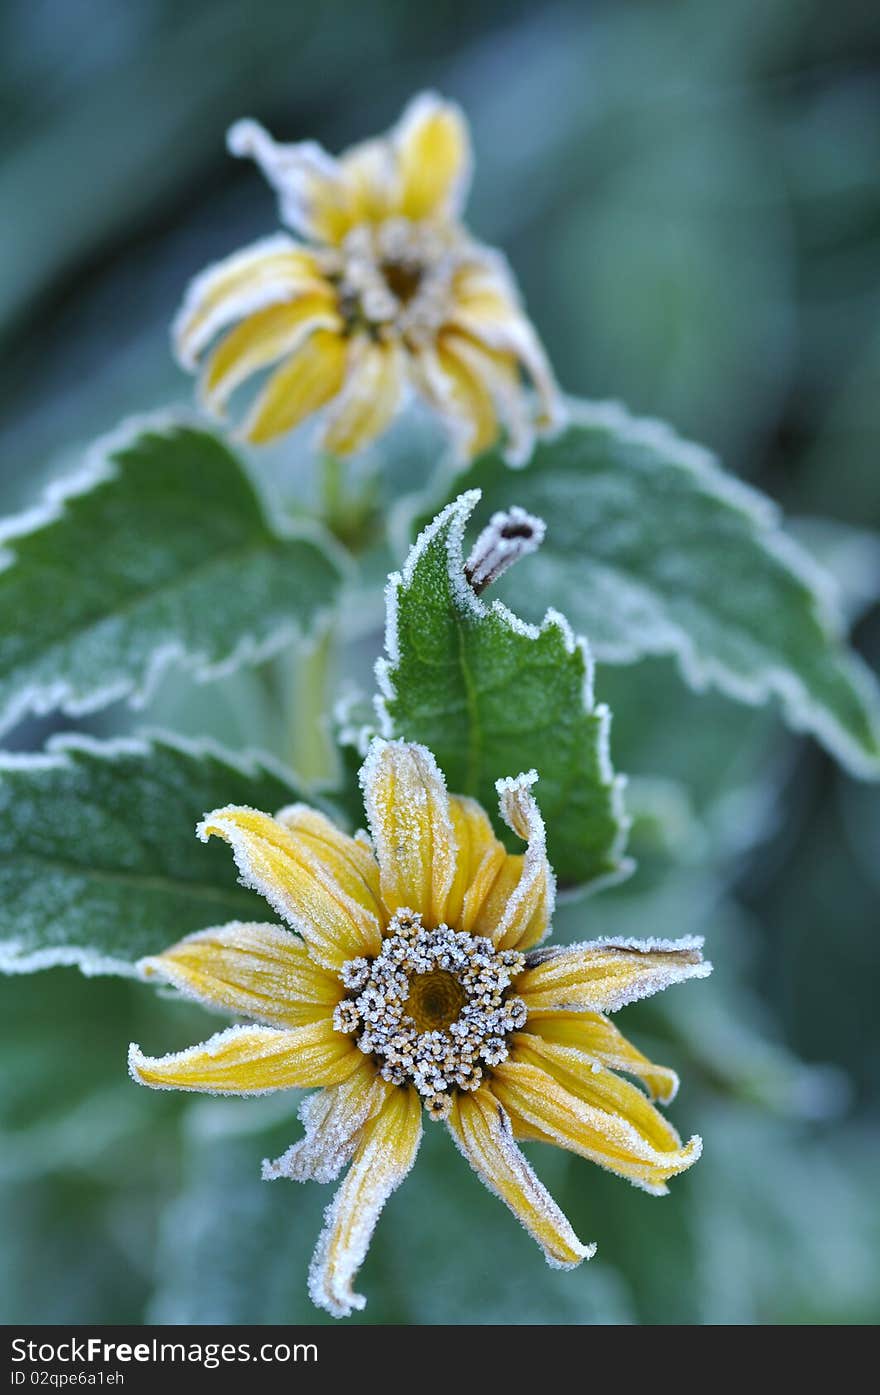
[405,969,466,1032]
[321,218,464,344]
[382,259,423,305]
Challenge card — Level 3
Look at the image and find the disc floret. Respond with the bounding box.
[333,910,526,1120]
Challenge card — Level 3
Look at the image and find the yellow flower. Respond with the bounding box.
[173,93,563,462]
[130,739,710,1318]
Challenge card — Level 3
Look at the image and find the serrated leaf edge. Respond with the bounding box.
[562,402,880,778]
[375,490,632,889]
[0,409,349,737]
[397,398,880,779]
[0,725,318,979]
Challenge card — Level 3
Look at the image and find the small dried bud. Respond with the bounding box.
[464,506,546,594]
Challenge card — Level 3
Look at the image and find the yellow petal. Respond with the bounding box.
[469,854,525,940]
[276,804,384,911]
[308,1084,422,1317]
[138,921,341,1028]
[493,1060,702,1194]
[448,1087,594,1268]
[339,138,397,224]
[449,259,564,431]
[128,1019,358,1095]
[416,318,547,463]
[471,771,554,951]
[200,293,340,411]
[458,335,537,464]
[451,327,536,458]
[450,262,517,323]
[173,234,325,368]
[393,92,472,221]
[359,739,457,926]
[415,334,499,461]
[444,795,508,931]
[241,327,347,444]
[518,937,711,1015]
[525,1010,679,1104]
[320,335,405,457]
[512,1034,684,1156]
[228,119,356,245]
[263,1062,390,1183]
[198,804,384,971]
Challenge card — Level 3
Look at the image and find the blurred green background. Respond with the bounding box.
[2,0,879,1325]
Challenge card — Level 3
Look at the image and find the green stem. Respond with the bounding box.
[320,452,345,536]
[318,450,380,555]
[289,624,336,784]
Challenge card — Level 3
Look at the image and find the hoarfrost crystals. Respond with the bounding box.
[332,908,526,1117]
[465,505,546,594]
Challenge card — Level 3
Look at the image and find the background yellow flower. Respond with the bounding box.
[173,94,563,461]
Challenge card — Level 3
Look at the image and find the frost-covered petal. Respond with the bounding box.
[241,326,348,444]
[442,325,540,465]
[422,254,567,464]
[263,1062,390,1183]
[525,1010,679,1103]
[228,119,356,245]
[308,1083,422,1317]
[320,335,406,457]
[200,293,341,412]
[493,1060,702,1194]
[392,92,472,221]
[447,331,537,466]
[338,138,398,224]
[137,921,341,1028]
[512,1033,684,1155]
[449,260,522,332]
[172,234,326,369]
[518,936,712,1014]
[229,96,471,240]
[128,1020,359,1095]
[448,258,564,433]
[444,794,508,931]
[276,804,384,911]
[359,739,457,926]
[448,1087,594,1269]
[413,335,499,462]
[198,804,384,971]
[469,771,554,951]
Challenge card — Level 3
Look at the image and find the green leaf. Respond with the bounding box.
[0,419,345,735]
[0,731,319,978]
[424,402,880,779]
[374,491,630,888]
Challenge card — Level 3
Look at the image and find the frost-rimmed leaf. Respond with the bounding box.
[422,401,880,779]
[372,491,629,888]
[0,417,345,736]
[0,731,323,977]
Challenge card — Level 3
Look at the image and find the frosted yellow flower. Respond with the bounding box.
[173,93,562,462]
[130,739,710,1318]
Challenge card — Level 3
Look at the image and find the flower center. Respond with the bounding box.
[333,910,527,1121]
[381,258,423,306]
[323,217,463,344]
[405,969,466,1032]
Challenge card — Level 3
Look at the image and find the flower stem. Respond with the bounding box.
[318,450,380,554]
[289,624,337,785]
[320,451,346,536]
